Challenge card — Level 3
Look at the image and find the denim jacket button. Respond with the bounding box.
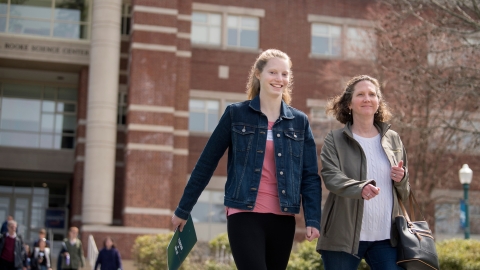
[278,153,282,157]
[248,206,253,208]
[279,171,284,175]
[284,208,288,211]
[282,190,285,194]
[251,188,257,191]
[277,134,280,137]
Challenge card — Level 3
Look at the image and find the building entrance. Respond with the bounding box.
[0,170,70,243]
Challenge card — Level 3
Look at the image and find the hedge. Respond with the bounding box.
[132,232,480,270]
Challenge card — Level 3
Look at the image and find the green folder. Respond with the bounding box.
[167,215,197,270]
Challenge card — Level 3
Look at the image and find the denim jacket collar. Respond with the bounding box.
[249,95,295,120]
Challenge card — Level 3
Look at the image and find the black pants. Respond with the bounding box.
[227,212,296,270]
[0,258,21,270]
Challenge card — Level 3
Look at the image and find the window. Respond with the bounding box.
[227,15,259,49]
[0,0,91,39]
[311,23,341,57]
[117,91,127,125]
[309,15,375,59]
[188,90,245,133]
[191,12,221,45]
[121,3,131,36]
[0,83,77,149]
[191,190,226,223]
[189,99,219,132]
[346,27,376,59]
[191,4,264,50]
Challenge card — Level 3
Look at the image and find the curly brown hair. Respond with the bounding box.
[246,49,293,105]
[326,75,392,124]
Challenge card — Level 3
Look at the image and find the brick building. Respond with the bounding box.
[0,0,478,260]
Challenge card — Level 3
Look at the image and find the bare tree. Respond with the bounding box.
[372,0,480,228]
[318,0,480,230]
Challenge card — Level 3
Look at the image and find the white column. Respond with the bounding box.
[82,0,122,224]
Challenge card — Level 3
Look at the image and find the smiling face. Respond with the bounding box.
[256,57,290,100]
[349,80,379,119]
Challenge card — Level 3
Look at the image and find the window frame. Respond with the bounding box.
[0,81,78,150]
[191,3,265,52]
[308,14,375,60]
[0,0,93,40]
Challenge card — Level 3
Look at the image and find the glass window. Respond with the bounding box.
[227,15,258,49]
[3,0,90,40]
[191,12,221,45]
[121,3,131,35]
[0,83,77,149]
[191,190,226,223]
[311,23,342,56]
[117,92,127,125]
[188,99,219,132]
[346,27,376,59]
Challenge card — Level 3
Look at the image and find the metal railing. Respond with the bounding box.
[87,235,99,270]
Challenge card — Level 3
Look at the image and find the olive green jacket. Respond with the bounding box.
[316,122,410,255]
[61,238,85,269]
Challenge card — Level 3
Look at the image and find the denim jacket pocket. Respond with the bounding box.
[232,124,256,152]
[284,130,304,157]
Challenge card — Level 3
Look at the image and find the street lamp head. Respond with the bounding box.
[459,164,473,185]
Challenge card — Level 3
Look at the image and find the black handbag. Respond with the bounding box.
[395,191,440,270]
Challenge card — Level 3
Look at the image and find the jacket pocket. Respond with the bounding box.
[232,124,255,151]
[323,198,336,235]
[284,130,304,157]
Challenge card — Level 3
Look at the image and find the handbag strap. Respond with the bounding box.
[397,189,426,222]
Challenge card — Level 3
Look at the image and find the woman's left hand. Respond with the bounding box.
[305,227,320,242]
[391,160,405,182]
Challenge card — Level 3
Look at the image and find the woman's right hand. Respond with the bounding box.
[362,184,380,200]
[171,214,187,232]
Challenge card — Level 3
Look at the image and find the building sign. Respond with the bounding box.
[45,208,66,229]
[0,36,90,65]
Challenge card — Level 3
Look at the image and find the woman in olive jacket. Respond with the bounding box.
[316,75,410,270]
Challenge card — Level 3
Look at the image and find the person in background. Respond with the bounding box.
[30,238,51,270]
[0,220,27,270]
[24,244,31,270]
[172,49,322,269]
[94,237,122,270]
[316,75,410,270]
[32,229,50,248]
[59,227,84,270]
[1,216,14,235]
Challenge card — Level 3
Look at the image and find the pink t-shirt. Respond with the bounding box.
[227,122,292,216]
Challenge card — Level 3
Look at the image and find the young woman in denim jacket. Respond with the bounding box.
[172,49,322,269]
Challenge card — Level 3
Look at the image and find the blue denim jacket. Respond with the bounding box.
[175,96,322,230]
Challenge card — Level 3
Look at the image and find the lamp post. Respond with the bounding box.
[459,164,473,239]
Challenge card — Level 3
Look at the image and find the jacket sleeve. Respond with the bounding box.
[175,105,232,219]
[116,249,123,269]
[320,131,375,199]
[300,118,322,231]
[393,135,410,201]
[79,241,85,267]
[94,250,101,270]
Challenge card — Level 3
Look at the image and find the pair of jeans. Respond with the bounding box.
[227,212,296,270]
[321,240,404,270]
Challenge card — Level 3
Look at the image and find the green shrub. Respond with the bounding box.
[437,239,480,270]
[132,233,191,270]
[204,232,237,270]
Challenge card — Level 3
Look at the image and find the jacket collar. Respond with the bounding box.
[249,95,294,119]
[343,121,391,138]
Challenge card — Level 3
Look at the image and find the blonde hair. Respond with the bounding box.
[326,75,392,124]
[246,49,293,104]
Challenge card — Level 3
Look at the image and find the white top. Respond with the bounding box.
[354,133,393,241]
